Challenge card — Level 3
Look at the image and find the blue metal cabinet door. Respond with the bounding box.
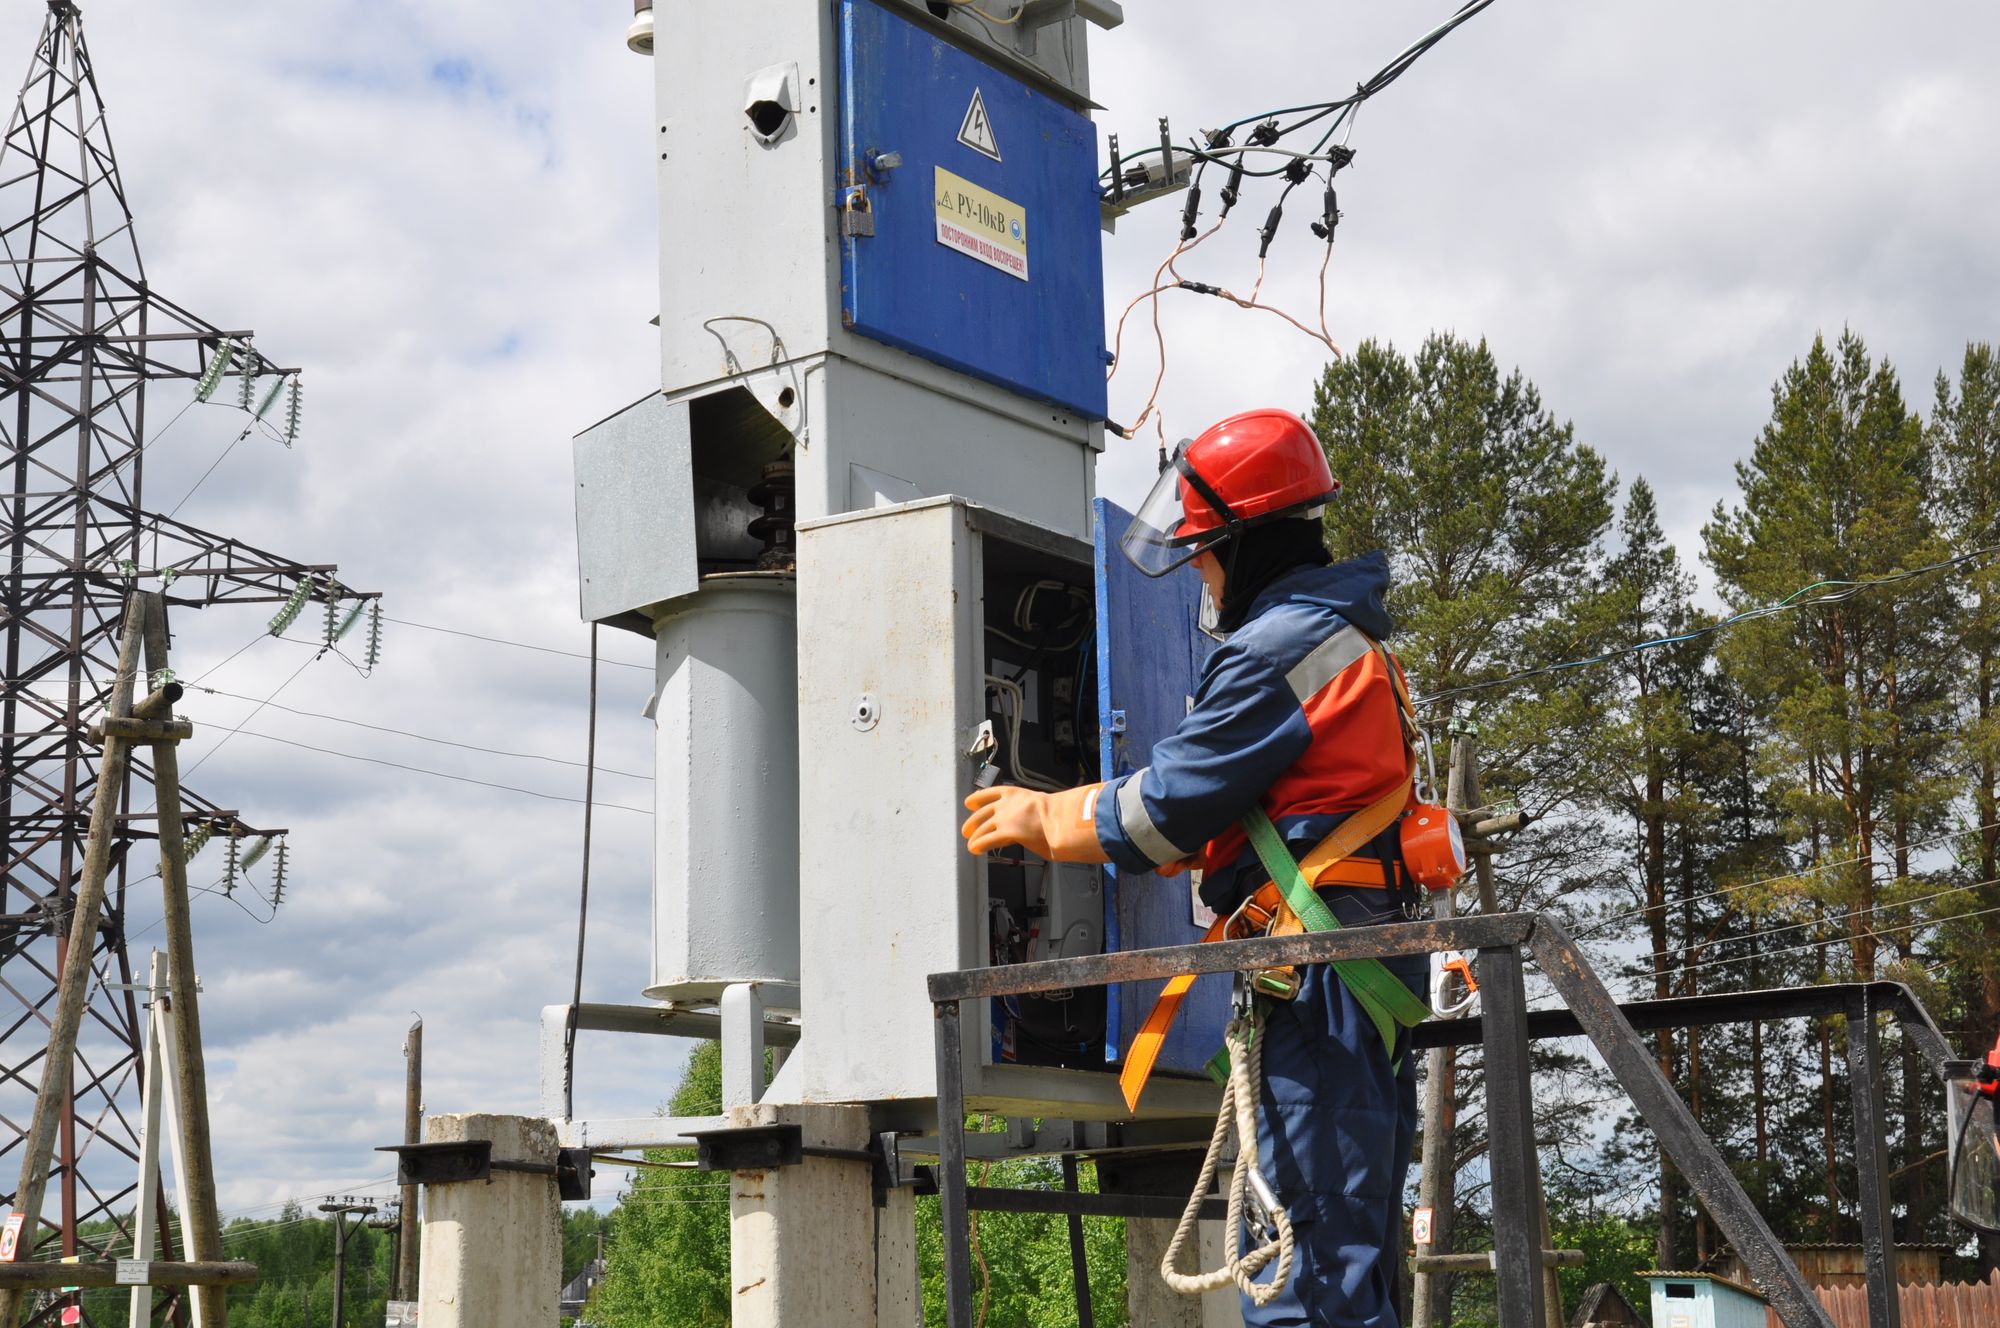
[837,0,1107,418]
[1093,497,1229,1075]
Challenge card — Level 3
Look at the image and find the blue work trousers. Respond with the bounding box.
[1239,887,1424,1328]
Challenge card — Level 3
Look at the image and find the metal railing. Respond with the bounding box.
[927,912,1952,1328]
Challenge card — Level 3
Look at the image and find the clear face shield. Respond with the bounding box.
[1946,1062,2000,1234]
[1120,443,1233,578]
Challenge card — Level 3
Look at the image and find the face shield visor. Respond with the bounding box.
[1120,443,1237,578]
[1947,1062,2000,1234]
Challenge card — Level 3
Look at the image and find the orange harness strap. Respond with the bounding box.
[1116,771,1411,1113]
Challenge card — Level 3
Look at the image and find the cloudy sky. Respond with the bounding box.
[2,0,1995,1220]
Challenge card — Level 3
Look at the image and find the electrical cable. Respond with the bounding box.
[1670,899,2000,983]
[188,685,652,780]
[1097,0,1496,188]
[942,0,1028,25]
[563,624,600,1121]
[221,728,652,814]
[380,616,651,672]
[1577,817,2000,940]
[1417,542,2000,707]
[180,654,317,780]
[985,675,1066,792]
[1640,872,2000,968]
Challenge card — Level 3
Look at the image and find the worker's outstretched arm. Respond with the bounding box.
[1091,641,1310,874]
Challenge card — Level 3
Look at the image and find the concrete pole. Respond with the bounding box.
[417,1114,562,1328]
[724,1101,920,1328]
[399,1019,422,1300]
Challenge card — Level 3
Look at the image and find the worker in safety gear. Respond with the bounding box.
[963,407,1427,1327]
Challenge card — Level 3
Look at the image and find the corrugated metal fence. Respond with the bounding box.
[1765,1274,2000,1328]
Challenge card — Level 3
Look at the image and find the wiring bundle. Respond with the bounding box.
[1099,0,1498,449]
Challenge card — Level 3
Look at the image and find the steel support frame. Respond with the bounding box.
[0,5,371,1300]
[538,1000,799,1151]
[928,913,1855,1328]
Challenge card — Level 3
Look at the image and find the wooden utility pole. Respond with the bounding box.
[399,1019,422,1300]
[1413,730,1565,1328]
[319,1200,376,1328]
[0,598,144,1327]
[1411,733,1472,1328]
[141,592,228,1328]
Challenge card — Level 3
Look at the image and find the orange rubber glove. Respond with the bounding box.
[961,783,1110,863]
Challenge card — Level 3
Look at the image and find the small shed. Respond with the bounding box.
[1644,1271,1770,1328]
[1569,1281,1644,1328]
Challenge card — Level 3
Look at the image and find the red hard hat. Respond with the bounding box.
[1121,409,1339,576]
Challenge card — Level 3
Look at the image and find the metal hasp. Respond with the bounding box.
[0,2,376,1272]
[378,1140,594,1202]
[925,914,1881,1328]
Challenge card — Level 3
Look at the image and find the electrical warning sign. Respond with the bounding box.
[957,87,1001,161]
[934,166,1028,281]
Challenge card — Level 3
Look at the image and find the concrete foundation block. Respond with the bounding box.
[416,1113,561,1328]
[725,1102,918,1328]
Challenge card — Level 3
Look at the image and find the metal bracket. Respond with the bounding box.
[377,1141,593,1201]
[684,1126,927,1208]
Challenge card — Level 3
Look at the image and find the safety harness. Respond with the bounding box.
[1147,636,1435,1305]
[1119,636,1432,1115]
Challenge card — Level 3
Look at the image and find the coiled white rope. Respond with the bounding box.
[1160,1014,1296,1305]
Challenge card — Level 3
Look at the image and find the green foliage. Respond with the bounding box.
[587,1041,732,1328]
[1548,1206,1654,1315]
[589,1054,1126,1327]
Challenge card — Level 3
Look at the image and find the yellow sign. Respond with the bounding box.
[933,166,1028,282]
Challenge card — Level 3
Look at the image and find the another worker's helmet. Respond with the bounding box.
[1120,408,1339,577]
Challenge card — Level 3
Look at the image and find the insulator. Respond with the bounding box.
[364,601,383,670]
[269,577,312,637]
[239,835,273,872]
[222,828,241,896]
[283,377,303,447]
[271,840,288,909]
[149,667,176,691]
[256,374,286,420]
[159,567,178,588]
[195,341,233,402]
[324,596,340,645]
[745,463,795,570]
[333,600,366,643]
[183,821,212,859]
[238,350,259,411]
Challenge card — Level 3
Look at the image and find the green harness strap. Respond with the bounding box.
[1238,807,1431,1058]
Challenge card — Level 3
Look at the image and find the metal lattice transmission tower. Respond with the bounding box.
[0,0,372,1297]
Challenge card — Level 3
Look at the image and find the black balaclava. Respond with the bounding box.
[1214,517,1332,633]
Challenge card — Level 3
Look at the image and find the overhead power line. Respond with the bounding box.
[1418,542,2000,707]
[1671,898,2000,983]
[1578,817,2000,940]
[1640,872,2000,968]
[191,685,653,781]
[381,616,651,671]
[227,728,651,814]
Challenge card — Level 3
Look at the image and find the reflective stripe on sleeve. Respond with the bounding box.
[1117,771,1191,867]
[1284,624,1370,702]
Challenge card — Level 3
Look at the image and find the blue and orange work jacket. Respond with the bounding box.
[1091,552,1410,914]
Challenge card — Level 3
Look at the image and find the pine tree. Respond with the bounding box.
[1703,328,1955,1240]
